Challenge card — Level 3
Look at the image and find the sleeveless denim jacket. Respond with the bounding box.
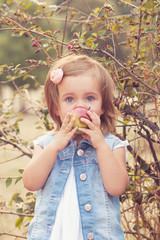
[27,133,125,240]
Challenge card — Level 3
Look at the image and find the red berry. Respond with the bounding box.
[57,30,60,33]
[68,45,73,50]
[32,43,37,47]
[132,111,136,116]
[116,100,120,105]
[35,49,40,53]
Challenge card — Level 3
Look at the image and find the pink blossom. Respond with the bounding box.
[50,68,63,84]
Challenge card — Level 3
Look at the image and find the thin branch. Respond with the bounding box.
[83,0,92,13]
[138,124,160,172]
[135,5,143,61]
[76,45,159,95]
[124,231,151,240]
[3,17,159,96]
[0,65,38,84]
[41,6,54,33]
[0,138,32,159]
[117,133,159,185]
[0,233,27,239]
[0,210,33,217]
[98,48,160,95]
[1,16,54,61]
[61,0,70,54]
[0,154,24,164]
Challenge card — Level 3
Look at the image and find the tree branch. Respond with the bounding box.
[99,48,160,95]
[0,210,33,217]
[0,138,32,159]
[138,124,160,172]
[0,232,27,239]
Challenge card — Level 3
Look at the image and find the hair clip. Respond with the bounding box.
[50,68,63,84]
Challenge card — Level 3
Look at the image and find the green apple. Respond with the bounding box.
[69,106,91,134]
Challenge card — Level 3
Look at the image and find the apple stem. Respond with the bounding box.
[88,107,91,110]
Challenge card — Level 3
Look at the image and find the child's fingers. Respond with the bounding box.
[61,113,71,129]
[65,117,76,133]
[61,112,69,128]
[80,118,94,130]
[61,113,77,134]
[87,110,101,127]
[78,127,90,135]
[80,116,100,131]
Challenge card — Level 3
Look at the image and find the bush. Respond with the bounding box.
[0,0,159,239]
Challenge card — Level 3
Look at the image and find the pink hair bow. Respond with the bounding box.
[50,68,63,84]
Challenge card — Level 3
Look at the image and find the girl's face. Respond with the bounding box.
[56,73,104,123]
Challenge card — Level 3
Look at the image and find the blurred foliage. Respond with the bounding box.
[0,0,160,239]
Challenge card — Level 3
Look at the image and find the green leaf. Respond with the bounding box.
[153,15,158,24]
[81,31,87,39]
[140,163,149,170]
[15,216,24,229]
[10,193,23,204]
[145,28,156,32]
[91,33,97,38]
[19,31,26,36]
[98,30,105,36]
[94,8,100,14]
[112,23,119,33]
[15,177,22,185]
[23,75,30,81]
[18,169,24,174]
[26,192,34,197]
[28,216,33,221]
[91,43,98,50]
[6,177,12,188]
[25,3,33,9]
[20,84,30,89]
[15,64,21,69]
[0,64,8,68]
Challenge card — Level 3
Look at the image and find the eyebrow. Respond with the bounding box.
[61,92,99,97]
[60,92,75,97]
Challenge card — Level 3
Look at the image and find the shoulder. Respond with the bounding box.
[33,132,57,148]
[103,133,125,149]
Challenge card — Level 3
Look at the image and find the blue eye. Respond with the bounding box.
[66,97,73,102]
[87,96,94,101]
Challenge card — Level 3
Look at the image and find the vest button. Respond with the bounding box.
[77,149,84,156]
[84,203,92,212]
[87,232,94,239]
[80,173,87,181]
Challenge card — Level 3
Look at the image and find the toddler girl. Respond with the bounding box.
[23,54,129,240]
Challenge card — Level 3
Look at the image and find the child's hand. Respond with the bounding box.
[79,110,105,149]
[54,113,78,152]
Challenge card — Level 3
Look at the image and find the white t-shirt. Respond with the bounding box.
[50,141,128,240]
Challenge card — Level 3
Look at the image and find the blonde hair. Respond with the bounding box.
[44,54,117,134]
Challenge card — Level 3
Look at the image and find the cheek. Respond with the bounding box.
[95,102,104,116]
[58,106,70,120]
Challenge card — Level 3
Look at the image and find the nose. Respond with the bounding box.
[75,100,86,108]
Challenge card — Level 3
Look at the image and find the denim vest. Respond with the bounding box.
[28,133,125,240]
